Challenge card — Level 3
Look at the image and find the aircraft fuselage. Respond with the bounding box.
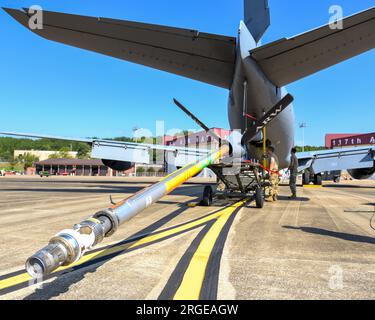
[228,22,295,168]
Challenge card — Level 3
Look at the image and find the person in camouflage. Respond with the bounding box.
[265,145,279,202]
[289,147,298,199]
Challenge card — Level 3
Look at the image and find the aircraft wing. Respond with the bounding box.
[251,7,375,87]
[296,147,375,174]
[0,131,211,166]
[3,8,236,89]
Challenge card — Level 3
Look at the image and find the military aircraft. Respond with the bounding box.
[2,1,375,178]
[1,1,375,277]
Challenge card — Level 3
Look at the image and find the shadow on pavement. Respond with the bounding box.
[283,226,375,245]
[277,195,310,202]
[324,184,375,189]
[0,184,206,197]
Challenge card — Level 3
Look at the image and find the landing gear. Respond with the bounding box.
[201,185,213,207]
[302,171,310,185]
[255,187,264,208]
[303,170,323,186]
[314,174,322,186]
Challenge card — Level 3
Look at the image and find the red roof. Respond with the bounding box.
[35,158,104,166]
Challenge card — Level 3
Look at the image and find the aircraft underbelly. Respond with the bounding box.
[228,56,294,168]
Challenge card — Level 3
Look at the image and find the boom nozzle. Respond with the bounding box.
[25,231,81,278]
[25,216,113,278]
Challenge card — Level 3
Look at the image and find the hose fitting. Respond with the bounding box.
[94,209,119,237]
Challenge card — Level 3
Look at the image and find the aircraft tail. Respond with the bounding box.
[244,0,270,43]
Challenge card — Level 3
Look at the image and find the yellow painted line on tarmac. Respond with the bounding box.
[187,202,199,208]
[173,200,247,300]
[126,204,238,249]
[0,272,32,292]
[303,185,323,188]
[0,200,242,294]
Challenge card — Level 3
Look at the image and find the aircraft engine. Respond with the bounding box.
[102,159,133,171]
[348,166,375,180]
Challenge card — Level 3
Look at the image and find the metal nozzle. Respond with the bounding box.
[25,231,81,278]
[25,217,112,278]
[26,241,68,278]
[26,256,48,278]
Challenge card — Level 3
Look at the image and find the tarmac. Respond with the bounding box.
[0,175,375,300]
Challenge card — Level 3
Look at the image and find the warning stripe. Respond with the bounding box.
[173,200,247,300]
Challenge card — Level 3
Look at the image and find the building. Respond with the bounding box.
[34,158,135,177]
[14,150,78,161]
[166,128,231,150]
[327,133,375,149]
[331,132,375,148]
[164,128,230,177]
[325,134,359,149]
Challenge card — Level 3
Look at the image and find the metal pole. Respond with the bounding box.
[300,122,307,153]
[25,144,231,278]
[303,127,305,152]
[262,127,267,168]
[243,80,248,131]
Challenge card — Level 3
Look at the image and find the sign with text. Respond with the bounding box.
[332,133,375,148]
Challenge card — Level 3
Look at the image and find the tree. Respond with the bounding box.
[0,137,104,162]
[77,144,91,159]
[147,167,155,174]
[48,147,73,159]
[295,146,326,152]
[0,149,12,162]
[9,157,19,171]
[58,147,73,159]
[136,167,145,174]
[48,153,60,159]
[17,153,39,171]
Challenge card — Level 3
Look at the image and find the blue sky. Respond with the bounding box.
[0,0,374,146]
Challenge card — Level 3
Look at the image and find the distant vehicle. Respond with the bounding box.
[39,171,50,177]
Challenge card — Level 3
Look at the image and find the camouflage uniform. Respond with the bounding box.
[289,153,298,197]
[269,172,279,200]
[266,152,279,201]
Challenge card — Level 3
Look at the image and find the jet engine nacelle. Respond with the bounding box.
[102,159,133,171]
[348,166,375,180]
